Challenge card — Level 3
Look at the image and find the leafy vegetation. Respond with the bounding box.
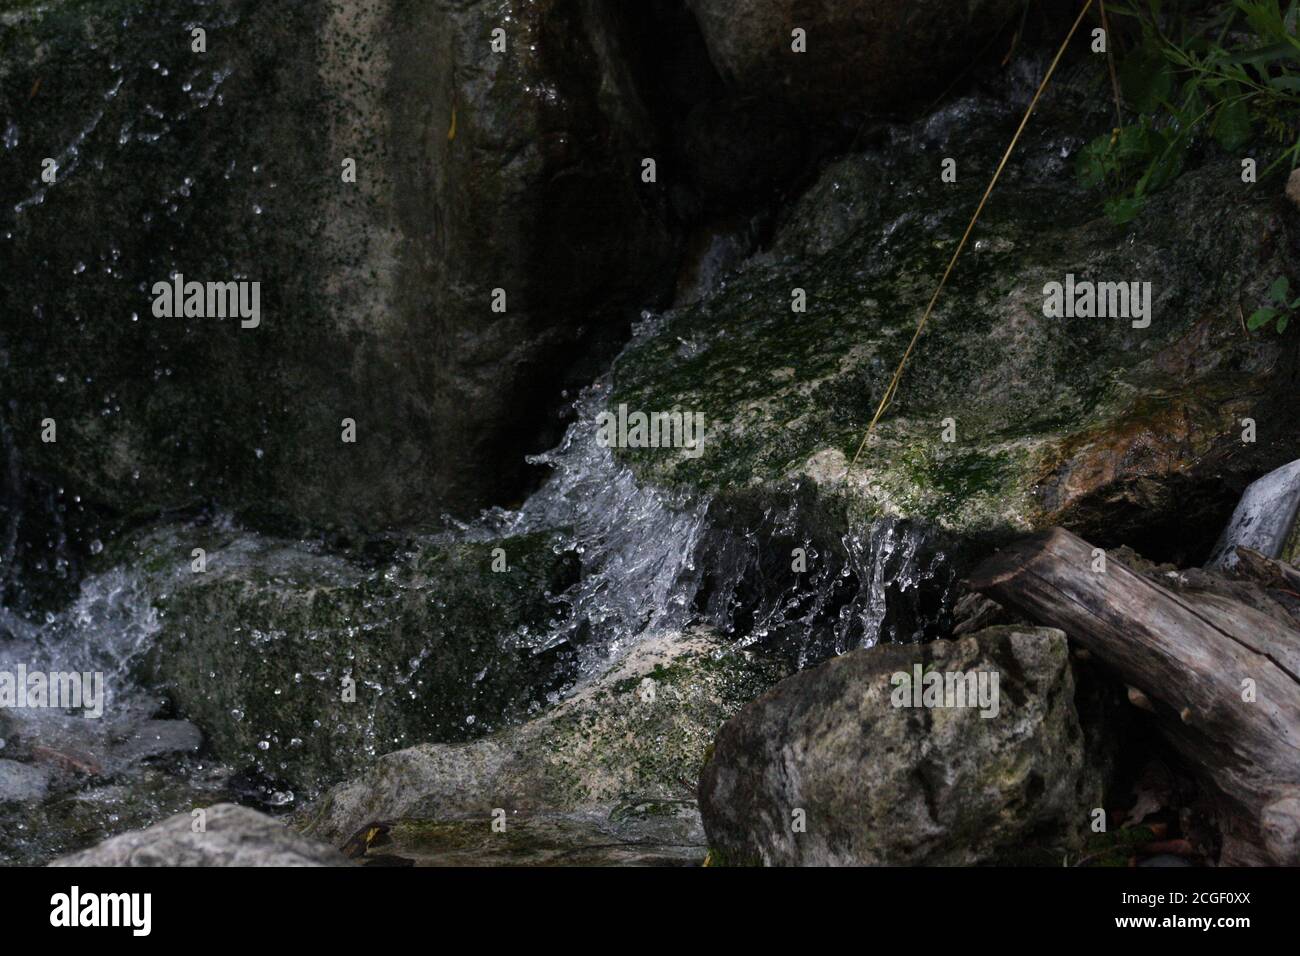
[1077,1,1300,224]
[1248,275,1300,331]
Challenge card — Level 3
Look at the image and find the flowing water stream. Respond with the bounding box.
[0,311,959,864]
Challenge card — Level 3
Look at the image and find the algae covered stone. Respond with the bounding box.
[299,628,790,846]
[609,89,1300,554]
[125,523,582,796]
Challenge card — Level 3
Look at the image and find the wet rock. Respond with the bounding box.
[341,803,706,867]
[684,0,1023,115]
[609,85,1300,559]
[111,720,203,764]
[49,803,347,866]
[0,758,50,803]
[699,626,1096,865]
[131,524,582,796]
[0,0,678,551]
[0,762,231,866]
[299,628,789,846]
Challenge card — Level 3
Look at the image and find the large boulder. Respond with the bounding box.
[685,0,1024,115]
[299,628,789,846]
[699,626,1097,865]
[49,803,347,866]
[609,81,1300,562]
[123,522,583,796]
[0,0,677,554]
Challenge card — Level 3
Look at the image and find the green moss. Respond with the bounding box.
[608,135,1285,538]
[120,524,581,797]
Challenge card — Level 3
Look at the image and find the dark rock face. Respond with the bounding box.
[684,0,1024,115]
[0,0,678,552]
[699,626,1097,865]
[49,802,347,866]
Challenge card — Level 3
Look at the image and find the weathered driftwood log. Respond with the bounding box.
[970,527,1300,865]
[1234,545,1300,595]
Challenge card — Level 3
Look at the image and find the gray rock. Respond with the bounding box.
[111,720,203,765]
[49,803,348,866]
[609,90,1300,550]
[299,628,789,846]
[1208,459,1300,569]
[685,0,1023,114]
[699,626,1097,865]
[131,524,581,795]
[0,759,50,803]
[1,0,677,538]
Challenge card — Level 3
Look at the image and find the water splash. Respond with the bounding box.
[454,315,959,677]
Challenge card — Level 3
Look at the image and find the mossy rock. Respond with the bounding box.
[609,89,1300,559]
[298,628,791,846]
[110,522,583,797]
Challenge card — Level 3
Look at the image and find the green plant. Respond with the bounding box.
[1248,276,1300,331]
[1077,1,1300,223]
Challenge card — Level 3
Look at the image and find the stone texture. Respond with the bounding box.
[0,0,678,552]
[685,0,1024,114]
[609,83,1300,560]
[699,626,1096,865]
[339,803,706,867]
[49,802,348,866]
[299,628,789,846]
[125,522,583,796]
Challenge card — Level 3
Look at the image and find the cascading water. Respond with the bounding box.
[454,313,960,675]
[0,565,227,865]
[0,312,960,863]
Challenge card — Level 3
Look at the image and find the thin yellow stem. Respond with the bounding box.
[1100,0,1124,129]
[846,0,1096,476]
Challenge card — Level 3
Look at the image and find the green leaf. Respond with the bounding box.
[1236,0,1288,41]
[1248,307,1278,330]
[1075,136,1114,189]
[1120,44,1176,114]
[1221,41,1300,65]
[1105,195,1145,225]
[1214,98,1253,152]
[1271,276,1290,302]
[1135,130,1188,197]
[1279,314,1291,333]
